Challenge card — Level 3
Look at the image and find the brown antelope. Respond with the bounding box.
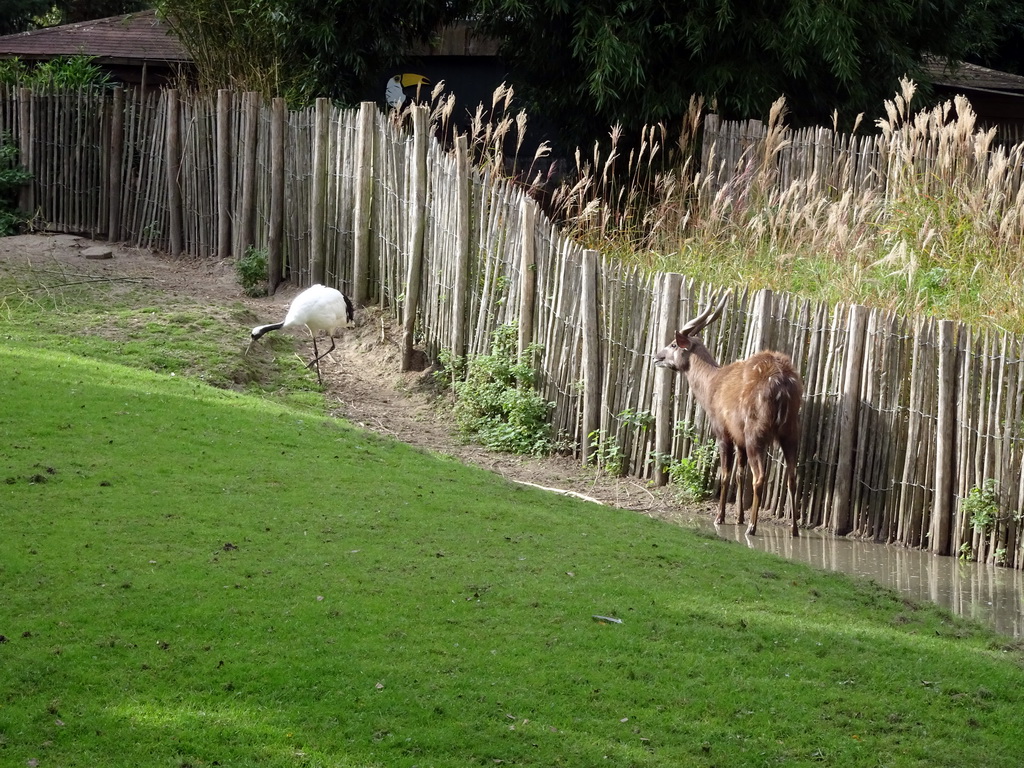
[653,291,802,536]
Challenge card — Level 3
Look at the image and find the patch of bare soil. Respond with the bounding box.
[0,233,712,527]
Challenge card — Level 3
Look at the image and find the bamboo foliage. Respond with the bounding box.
[3,86,1024,569]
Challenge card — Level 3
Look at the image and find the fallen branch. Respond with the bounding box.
[510,479,604,505]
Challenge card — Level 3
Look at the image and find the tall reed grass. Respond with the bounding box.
[445,79,1024,333]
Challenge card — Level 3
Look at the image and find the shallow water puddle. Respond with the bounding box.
[710,522,1024,638]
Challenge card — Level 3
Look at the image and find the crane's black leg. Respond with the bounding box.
[306,336,323,385]
[304,334,339,386]
[303,335,335,364]
[305,336,336,380]
[309,335,337,364]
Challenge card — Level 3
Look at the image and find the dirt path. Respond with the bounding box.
[0,233,711,527]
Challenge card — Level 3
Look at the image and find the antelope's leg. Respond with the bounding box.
[715,442,734,526]
[735,450,748,525]
[746,452,766,536]
[781,437,800,537]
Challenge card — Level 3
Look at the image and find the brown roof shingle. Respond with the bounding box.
[922,57,1024,95]
[0,10,190,65]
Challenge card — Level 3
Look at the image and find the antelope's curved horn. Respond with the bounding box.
[679,289,732,336]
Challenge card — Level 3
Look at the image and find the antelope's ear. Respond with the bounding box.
[674,331,690,348]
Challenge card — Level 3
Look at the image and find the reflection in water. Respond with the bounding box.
[710,522,1024,638]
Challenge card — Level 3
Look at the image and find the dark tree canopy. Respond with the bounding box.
[287,0,469,104]
[474,0,1009,147]
[154,0,1016,147]
[967,6,1024,75]
[0,0,145,34]
[59,0,147,23]
[0,0,56,34]
[157,0,469,105]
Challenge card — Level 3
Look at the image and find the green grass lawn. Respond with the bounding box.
[2,258,1024,767]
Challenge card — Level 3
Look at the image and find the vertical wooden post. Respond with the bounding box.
[451,133,471,358]
[17,88,33,215]
[236,91,259,262]
[352,102,375,305]
[268,97,285,294]
[580,249,601,465]
[106,86,124,242]
[401,106,429,372]
[216,89,231,259]
[165,89,183,257]
[733,287,773,511]
[896,316,930,547]
[744,288,773,356]
[310,97,330,285]
[832,304,869,535]
[518,197,537,358]
[931,319,957,555]
[653,273,683,485]
[949,326,974,559]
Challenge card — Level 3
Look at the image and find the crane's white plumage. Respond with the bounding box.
[250,284,354,385]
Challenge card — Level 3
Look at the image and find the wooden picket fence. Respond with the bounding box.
[2,85,1023,569]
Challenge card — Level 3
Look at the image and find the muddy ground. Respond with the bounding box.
[1,233,715,528]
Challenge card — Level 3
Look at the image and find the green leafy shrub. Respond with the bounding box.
[618,407,654,430]
[446,325,553,456]
[236,246,269,297]
[958,479,1021,563]
[0,55,112,89]
[963,478,999,533]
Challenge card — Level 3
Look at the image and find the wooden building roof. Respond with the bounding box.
[0,10,189,66]
[921,57,1024,128]
[922,58,1024,96]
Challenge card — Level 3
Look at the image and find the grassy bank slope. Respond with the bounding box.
[2,315,1024,766]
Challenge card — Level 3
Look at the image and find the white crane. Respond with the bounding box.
[250,284,354,385]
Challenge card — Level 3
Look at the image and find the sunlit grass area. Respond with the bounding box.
[2,246,1024,767]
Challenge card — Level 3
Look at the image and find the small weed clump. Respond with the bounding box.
[965,478,1000,534]
[587,428,626,475]
[440,324,553,455]
[957,479,1023,563]
[587,408,654,476]
[654,421,718,501]
[236,245,269,297]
